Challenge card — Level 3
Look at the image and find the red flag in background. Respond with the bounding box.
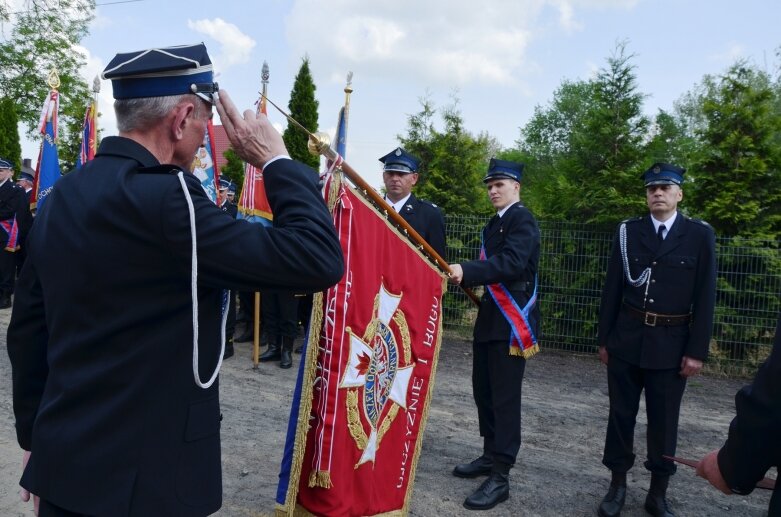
[238,62,272,223]
[277,179,446,516]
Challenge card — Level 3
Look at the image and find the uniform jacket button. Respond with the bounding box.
[649,299,655,303]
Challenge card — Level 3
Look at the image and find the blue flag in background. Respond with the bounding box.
[31,90,62,212]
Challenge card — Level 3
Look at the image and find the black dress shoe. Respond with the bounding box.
[453,455,493,478]
[598,484,626,517]
[463,472,509,510]
[644,492,674,517]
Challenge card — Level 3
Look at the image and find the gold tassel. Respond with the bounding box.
[308,470,333,489]
[516,344,540,359]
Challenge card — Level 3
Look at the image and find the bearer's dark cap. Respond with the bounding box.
[0,158,13,170]
[101,43,218,103]
[227,183,237,194]
[483,158,523,183]
[379,147,420,174]
[641,162,685,187]
[218,178,230,191]
[19,172,34,183]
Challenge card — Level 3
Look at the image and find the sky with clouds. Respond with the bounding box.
[14,0,781,188]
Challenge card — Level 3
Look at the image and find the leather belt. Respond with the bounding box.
[622,303,691,327]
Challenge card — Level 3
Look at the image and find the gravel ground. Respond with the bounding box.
[0,310,774,516]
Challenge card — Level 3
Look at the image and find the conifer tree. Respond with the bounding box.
[283,57,319,169]
[0,97,22,169]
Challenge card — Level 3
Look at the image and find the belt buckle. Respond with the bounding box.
[644,312,658,326]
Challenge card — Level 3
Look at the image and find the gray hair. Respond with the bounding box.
[115,94,205,132]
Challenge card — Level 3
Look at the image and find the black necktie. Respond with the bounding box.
[657,224,666,243]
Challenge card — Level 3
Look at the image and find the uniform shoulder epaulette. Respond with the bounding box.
[418,198,439,209]
[686,216,712,228]
[620,216,643,224]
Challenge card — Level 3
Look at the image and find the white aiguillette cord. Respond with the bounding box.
[177,171,228,389]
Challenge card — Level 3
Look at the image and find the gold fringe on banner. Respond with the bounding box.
[509,344,540,359]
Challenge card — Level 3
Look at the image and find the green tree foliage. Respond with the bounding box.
[221,148,245,188]
[398,96,497,218]
[518,43,650,225]
[0,97,22,168]
[0,0,94,172]
[685,63,781,239]
[282,57,319,169]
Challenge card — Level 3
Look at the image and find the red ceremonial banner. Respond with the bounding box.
[280,182,446,517]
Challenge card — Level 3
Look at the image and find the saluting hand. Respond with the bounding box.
[680,355,703,378]
[215,90,288,168]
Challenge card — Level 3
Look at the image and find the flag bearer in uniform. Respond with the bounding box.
[448,158,540,511]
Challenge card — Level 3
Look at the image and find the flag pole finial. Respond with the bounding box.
[47,68,60,90]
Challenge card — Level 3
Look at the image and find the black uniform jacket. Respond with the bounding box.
[460,202,540,343]
[6,137,343,516]
[0,180,33,248]
[598,214,716,369]
[397,193,447,259]
[220,199,238,219]
[718,315,781,502]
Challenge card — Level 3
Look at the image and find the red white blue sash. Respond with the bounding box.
[1,217,20,252]
[480,241,539,358]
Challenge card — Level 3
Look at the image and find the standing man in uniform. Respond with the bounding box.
[217,178,238,359]
[7,43,343,517]
[448,158,540,511]
[0,158,32,309]
[597,163,717,517]
[696,313,780,516]
[380,147,446,258]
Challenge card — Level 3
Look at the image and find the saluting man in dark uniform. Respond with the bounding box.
[380,147,446,258]
[7,43,343,517]
[0,158,32,309]
[597,163,717,517]
[448,158,541,511]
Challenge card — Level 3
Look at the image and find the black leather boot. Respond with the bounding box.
[279,336,293,369]
[258,339,281,362]
[463,464,510,510]
[598,471,627,517]
[644,474,674,517]
[453,455,493,478]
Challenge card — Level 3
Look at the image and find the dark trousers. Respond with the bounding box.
[261,290,299,340]
[0,248,17,297]
[602,354,687,476]
[472,339,527,466]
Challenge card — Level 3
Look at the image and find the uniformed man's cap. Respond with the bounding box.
[0,158,13,170]
[101,43,218,103]
[21,158,35,176]
[218,178,230,191]
[641,162,685,187]
[379,147,420,174]
[227,183,237,194]
[18,172,34,183]
[483,158,523,183]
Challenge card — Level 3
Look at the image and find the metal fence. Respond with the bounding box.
[441,215,781,376]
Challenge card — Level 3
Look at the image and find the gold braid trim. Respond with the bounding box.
[326,168,343,212]
[278,290,326,515]
[401,275,448,515]
[392,310,411,364]
[345,389,368,449]
[277,504,406,517]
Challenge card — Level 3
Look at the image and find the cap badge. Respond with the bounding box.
[653,165,661,174]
